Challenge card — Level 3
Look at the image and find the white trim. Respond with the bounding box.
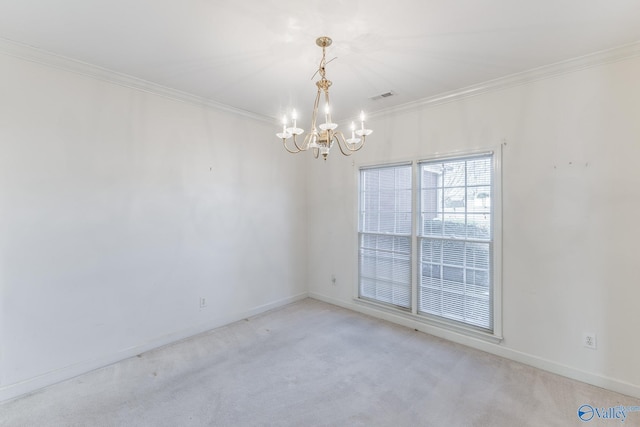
[309,292,640,400]
[0,292,308,403]
[358,160,413,171]
[369,40,640,118]
[0,37,272,123]
[492,144,504,339]
[418,148,495,164]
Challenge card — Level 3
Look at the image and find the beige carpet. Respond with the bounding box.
[2,298,639,426]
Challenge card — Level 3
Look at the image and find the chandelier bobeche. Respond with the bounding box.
[276,36,372,160]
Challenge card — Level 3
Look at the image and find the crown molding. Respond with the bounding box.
[371,40,640,118]
[0,37,273,124]
[2,37,639,123]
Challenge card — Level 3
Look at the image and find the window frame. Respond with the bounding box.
[355,148,503,342]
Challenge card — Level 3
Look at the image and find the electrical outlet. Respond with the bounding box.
[199,297,207,308]
[583,333,597,349]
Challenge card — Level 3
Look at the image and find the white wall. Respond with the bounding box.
[307,55,640,398]
[2,43,639,403]
[0,52,307,400]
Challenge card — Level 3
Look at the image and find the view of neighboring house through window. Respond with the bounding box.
[358,153,496,333]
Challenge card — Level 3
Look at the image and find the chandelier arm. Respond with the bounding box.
[291,133,305,152]
[302,133,315,151]
[346,135,366,152]
[337,140,354,156]
[282,138,303,154]
[340,131,367,152]
[313,147,320,159]
[333,132,356,156]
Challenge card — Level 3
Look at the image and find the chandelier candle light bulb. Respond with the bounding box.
[355,110,373,138]
[345,121,361,147]
[275,36,372,160]
[277,115,292,139]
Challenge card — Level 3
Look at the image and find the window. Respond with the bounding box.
[358,164,412,309]
[358,152,498,335]
[418,154,493,330]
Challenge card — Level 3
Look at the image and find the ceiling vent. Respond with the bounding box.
[370,91,396,101]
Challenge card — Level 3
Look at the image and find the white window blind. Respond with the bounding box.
[418,154,493,330]
[358,164,412,309]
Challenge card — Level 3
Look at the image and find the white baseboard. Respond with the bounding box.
[5,291,637,403]
[308,292,640,400]
[0,292,308,403]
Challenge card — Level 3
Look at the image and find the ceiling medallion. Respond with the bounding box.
[276,36,372,160]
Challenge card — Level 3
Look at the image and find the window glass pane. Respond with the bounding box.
[421,239,442,263]
[467,214,491,239]
[466,242,490,269]
[421,188,438,213]
[420,287,441,314]
[422,214,443,236]
[442,291,464,319]
[443,213,466,237]
[442,161,466,188]
[360,165,412,235]
[467,186,491,213]
[421,167,440,188]
[442,240,464,266]
[444,188,465,211]
[467,158,492,186]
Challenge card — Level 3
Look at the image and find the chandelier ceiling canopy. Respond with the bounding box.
[276,36,372,160]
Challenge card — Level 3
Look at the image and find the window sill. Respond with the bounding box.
[353,297,503,344]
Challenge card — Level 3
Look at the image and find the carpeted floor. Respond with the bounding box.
[1,298,639,426]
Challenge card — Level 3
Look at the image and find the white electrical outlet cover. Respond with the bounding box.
[583,333,597,349]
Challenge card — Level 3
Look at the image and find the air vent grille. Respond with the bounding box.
[370,91,396,101]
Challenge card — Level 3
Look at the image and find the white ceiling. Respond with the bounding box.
[1,0,640,123]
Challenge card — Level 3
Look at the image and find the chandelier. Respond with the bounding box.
[276,36,372,160]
